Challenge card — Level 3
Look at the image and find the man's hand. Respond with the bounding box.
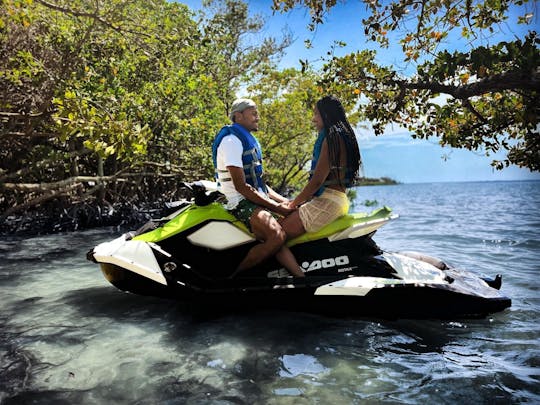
[266,185,289,204]
[275,201,296,216]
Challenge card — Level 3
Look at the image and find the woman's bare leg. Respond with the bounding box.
[274,210,308,277]
[279,210,306,240]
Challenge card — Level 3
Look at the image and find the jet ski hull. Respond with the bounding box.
[87,182,511,319]
[96,260,510,319]
[89,230,511,319]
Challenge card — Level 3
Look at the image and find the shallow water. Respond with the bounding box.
[1,181,539,404]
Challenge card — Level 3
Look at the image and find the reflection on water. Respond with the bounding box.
[280,354,328,378]
[1,181,540,403]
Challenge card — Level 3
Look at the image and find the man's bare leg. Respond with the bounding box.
[234,208,305,278]
[275,246,305,277]
[235,208,286,272]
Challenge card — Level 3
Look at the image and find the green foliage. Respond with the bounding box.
[273,0,540,171]
[197,0,292,107]
[0,0,298,216]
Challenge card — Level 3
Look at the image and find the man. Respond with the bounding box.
[212,98,304,277]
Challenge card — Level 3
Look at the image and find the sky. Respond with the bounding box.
[183,0,540,183]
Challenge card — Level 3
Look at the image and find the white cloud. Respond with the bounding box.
[355,121,438,150]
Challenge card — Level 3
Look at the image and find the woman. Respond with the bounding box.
[280,95,361,239]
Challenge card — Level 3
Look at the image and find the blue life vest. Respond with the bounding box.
[212,123,267,193]
[310,128,354,196]
[310,129,327,197]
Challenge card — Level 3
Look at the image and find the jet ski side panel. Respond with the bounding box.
[159,229,388,284]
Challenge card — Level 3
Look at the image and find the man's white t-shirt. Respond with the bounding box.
[216,134,268,209]
[216,135,246,209]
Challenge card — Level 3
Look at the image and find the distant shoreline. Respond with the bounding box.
[358,178,540,186]
[358,177,399,186]
[385,178,540,185]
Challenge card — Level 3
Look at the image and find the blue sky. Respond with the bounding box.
[184,0,540,183]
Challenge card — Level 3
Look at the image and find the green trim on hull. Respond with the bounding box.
[134,202,393,246]
[133,203,249,243]
[287,206,393,246]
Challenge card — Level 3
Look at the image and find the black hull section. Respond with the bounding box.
[101,263,511,319]
[93,216,511,319]
[186,285,511,320]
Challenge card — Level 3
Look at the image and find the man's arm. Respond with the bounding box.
[228,166,293,216]
[266,185,288,204]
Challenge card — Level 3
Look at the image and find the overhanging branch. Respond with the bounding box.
[401,69,540,99]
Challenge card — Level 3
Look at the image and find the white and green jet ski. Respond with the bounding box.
[87,181,511,319]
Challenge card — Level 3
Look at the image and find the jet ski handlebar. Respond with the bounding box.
[179,181,223,206]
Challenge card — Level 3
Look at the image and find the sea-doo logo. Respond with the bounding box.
[302,255,350,271]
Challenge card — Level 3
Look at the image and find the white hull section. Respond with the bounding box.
[92,236,167,285]
[314,252,447,297]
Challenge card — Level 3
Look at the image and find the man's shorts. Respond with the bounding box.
[298,188,349,233]
[229,199,259,231]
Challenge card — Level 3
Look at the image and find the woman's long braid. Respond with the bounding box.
[316,96,362,186]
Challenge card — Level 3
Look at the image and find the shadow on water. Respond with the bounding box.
[60,282,474,355]
[60,285,173,319]
[49,283,476,401]
[1,284,521,404]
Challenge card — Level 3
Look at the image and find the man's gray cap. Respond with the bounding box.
[230,98,257,121]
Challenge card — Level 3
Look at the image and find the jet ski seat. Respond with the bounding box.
[134,202,395,248]
[287,206,395,246]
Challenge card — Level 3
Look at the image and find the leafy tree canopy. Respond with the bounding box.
[273,0,540,171]
[0,0,301,225]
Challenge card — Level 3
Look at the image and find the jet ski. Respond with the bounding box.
[86,181,511,319]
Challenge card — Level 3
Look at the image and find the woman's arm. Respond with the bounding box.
[290,139,331,207]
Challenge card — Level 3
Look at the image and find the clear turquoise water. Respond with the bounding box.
[1,181,539,403]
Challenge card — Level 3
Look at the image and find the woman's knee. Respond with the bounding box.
[280,212,306,239]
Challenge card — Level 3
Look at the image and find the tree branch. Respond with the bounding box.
[0,150,91,182]
[2,176,125,192]
[1,184,82,218]
[34,0,151,38]
[391,69,540,99]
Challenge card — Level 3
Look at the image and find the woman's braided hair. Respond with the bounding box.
[316,95,361,186]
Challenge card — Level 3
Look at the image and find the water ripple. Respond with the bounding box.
[1,181,539,403]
